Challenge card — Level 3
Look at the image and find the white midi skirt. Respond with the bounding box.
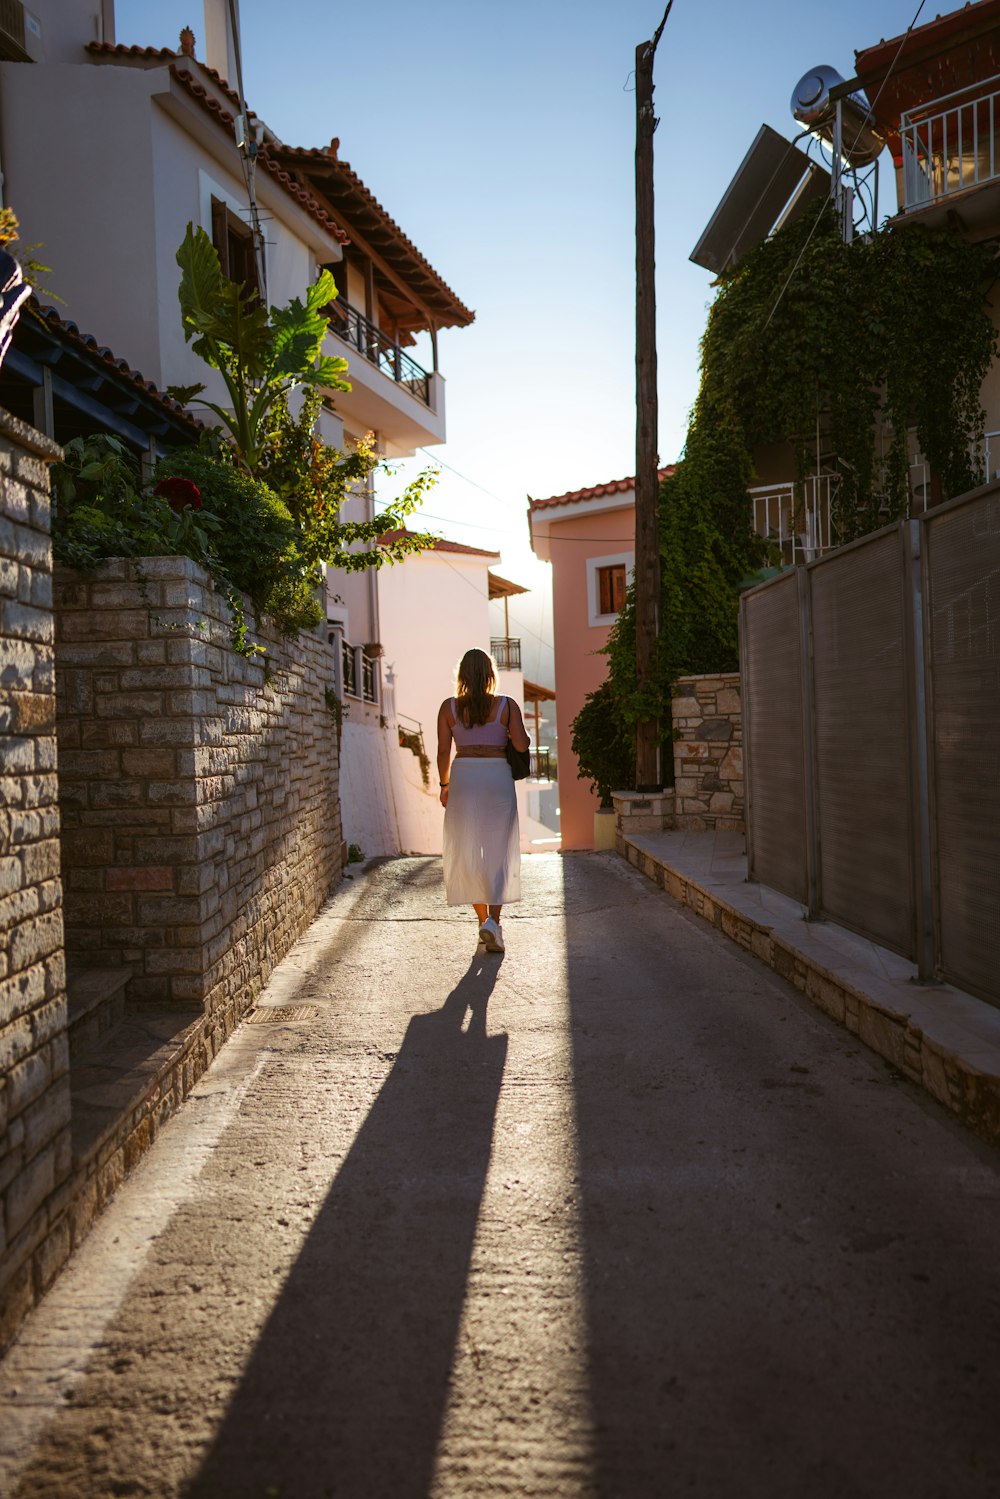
[442,758,521,906]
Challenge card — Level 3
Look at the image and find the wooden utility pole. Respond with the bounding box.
[634,4,672,790]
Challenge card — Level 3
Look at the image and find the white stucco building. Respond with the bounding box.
[0,0,479,863]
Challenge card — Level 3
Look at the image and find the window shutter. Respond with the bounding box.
[210,197,230,277]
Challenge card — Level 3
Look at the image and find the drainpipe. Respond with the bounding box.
[367,446,382,697]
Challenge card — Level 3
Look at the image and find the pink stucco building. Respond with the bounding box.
[528,470,671,850]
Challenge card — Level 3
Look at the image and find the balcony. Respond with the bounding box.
[337,637,378,705]
[491,637,522,671]
[750,434,1000,563]
[530,748,554,781]
[327,299,430,407]
[901,76,1000,213]
[324,299,444,456]
[750,475,837,565]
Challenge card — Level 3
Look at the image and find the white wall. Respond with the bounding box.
[0,64,161,374]
[0,61,341,397]
[339,720,399,858]
[22,0,108,62]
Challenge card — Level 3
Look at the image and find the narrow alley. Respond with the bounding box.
[2,852,1000,1498]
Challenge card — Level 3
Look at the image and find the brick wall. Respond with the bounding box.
[671,672,743,831]
[0,409,72,1348]
[54,556,341,1013]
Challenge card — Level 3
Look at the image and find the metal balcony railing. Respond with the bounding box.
[530,748,553,781]
[335,637,378,705]
[901,75,1000,210]
[750,433,1000,563]
[491,637,521,671]
[750,475,838,565]
[326,299,431,406]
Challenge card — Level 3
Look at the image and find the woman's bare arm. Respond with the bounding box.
[505,698,531,753]
[437,699,454,806]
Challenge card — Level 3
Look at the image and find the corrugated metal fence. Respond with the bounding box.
[740,478,1000,1008]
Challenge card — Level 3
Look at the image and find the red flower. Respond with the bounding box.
[154,476,202,512]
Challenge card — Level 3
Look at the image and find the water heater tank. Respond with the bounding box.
[791,65,885,166]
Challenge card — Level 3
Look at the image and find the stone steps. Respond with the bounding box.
[67,969,204,1168]
[67,968,131,1063]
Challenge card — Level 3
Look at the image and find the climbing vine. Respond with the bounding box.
[587,205,998,785]
[702,203,997,536]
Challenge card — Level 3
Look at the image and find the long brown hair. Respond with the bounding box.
[456,648,496,727]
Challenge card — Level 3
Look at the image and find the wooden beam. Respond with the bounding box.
[275,158,459,329]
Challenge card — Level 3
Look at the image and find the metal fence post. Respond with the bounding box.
[797,564,821,918]
[902,519,936,981]
[739,593,755,882]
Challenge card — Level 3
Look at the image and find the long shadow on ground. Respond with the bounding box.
[185,955,507,1499]
[563,854,1000,1498]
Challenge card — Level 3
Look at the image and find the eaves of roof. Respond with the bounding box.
[854,0,1000,160]
[269,143,474,329]
[488,571,530,599]
[529,467,674,511]
[4,299,204,451]
[34,303,203,427]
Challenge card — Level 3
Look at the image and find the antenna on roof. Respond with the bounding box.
[225,0,267,303]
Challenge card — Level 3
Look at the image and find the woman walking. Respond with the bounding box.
[438,648,531,953]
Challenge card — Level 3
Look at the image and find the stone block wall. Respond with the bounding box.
[54,557,341,1014]
[671,673,743,831]
[0,410,72,1348]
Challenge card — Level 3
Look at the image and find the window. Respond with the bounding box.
[597,564,627,615]
[586,551,634,626]
[211,196,259,297]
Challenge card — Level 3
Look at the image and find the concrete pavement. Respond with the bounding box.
[2,850,1000,1497]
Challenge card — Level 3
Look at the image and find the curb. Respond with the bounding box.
[618,833,1000,1149]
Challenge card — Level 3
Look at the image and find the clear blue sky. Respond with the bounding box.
[116,0,927,676]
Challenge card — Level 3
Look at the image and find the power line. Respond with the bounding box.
[373,501,503,538]
[434,554,556,656]
[413,449,524,513]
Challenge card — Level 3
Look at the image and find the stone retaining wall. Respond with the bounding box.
[613,672,744,843]
[671,672,743,831]
[54,557,341,1013]
[0,410,71,1350]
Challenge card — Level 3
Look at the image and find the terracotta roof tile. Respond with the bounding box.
[86,41,178,61]
[271,143,474,327]
[166,67,348,245]
[86,40,243,108]
[30,302,204,431]
[529,467,674,511]
[85,45,347,249]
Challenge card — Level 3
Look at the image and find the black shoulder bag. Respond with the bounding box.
[503,697,531,780]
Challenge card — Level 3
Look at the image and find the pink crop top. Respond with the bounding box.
[451,696,509,748]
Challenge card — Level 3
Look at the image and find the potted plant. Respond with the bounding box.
[570,681,634,849]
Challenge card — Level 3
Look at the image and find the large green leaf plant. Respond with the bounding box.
[168,223,351,473]
[53,225,438,655]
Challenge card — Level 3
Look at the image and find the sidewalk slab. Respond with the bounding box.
[619,828,1000,1146]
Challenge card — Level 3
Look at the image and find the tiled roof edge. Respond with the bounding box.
[529,467,675,511]
[275,145,474,325]
[30,301,204,429]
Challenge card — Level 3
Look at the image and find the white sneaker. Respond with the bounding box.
[479,917,504,953]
